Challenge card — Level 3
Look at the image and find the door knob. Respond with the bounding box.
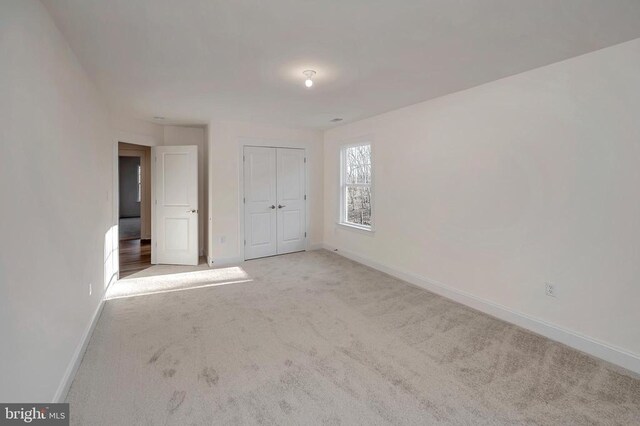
[187,209,198,213]
[269,205,276,209]
[278,204,286,209]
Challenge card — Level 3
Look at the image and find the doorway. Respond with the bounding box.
[243,146,306,260]
[118,142,152,278]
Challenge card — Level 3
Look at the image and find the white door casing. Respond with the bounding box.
[276,148,306,255]
[243,146,306,260]
[244,146,278,260]
[153,145,199,265]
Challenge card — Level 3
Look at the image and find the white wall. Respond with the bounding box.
[164,126,208,255]
[324,39,640,366]
[110,113,164,147]
[0,0,113,402]
[208,121,324,264]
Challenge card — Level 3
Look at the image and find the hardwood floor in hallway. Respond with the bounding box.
[119,239,151,278]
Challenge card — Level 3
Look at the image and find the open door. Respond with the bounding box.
[153,145,199,265]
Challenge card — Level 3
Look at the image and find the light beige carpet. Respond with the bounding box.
[67,250,640,425]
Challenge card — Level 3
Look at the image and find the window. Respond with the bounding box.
[136,164,142,203]
[340,143,372,229]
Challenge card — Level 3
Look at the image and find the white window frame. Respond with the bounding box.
[136,164,142,203]
[339,142,374,232]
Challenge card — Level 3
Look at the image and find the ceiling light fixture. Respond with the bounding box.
[153,116,165,120]
[303,70,316,88]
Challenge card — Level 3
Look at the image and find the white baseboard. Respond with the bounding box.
[323,244,640,375]
[211,245,323,267]
[53,296,106,402]
[210,256,244,267]
[211,246,321,267]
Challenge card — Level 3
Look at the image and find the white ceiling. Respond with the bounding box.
[43,0,640,129]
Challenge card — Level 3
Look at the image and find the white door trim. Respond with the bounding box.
[239,141,309,261]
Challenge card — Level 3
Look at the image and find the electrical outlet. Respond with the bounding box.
[545,282,555,298]
[89,283,93,296]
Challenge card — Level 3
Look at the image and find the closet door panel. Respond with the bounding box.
[244,146,277,259]
[276,148,306,255]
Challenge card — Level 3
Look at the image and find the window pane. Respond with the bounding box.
[345,144,371,184]
[346,185,371,226]
[137,165,142,202]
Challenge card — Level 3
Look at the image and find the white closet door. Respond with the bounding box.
[276,148,306,255]
[244,146,277,260]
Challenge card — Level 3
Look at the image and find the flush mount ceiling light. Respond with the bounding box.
[153,116,165,120]
[303,70,316,88]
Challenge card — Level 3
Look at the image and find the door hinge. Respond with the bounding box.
[304,194,307,200]
[304,157,307,163]
[243,155,245,162]
[304,232,307,238]
[243,197,245,204]
[244,239,246,246]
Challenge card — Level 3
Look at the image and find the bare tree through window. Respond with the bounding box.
[342,144,372,227]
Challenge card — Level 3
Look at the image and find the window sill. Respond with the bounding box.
[335,222,375,235]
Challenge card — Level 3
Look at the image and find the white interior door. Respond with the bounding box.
[276,148,306,255]
[154,145,199,265]
[244,146,277,260]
